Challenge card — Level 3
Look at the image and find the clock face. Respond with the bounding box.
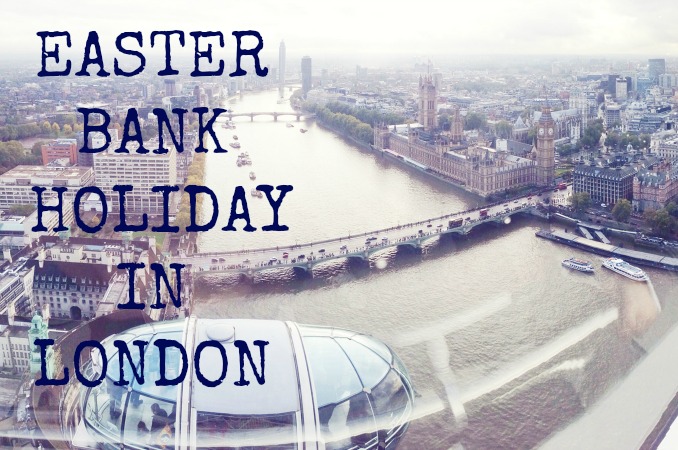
[548,127,554,136]
[538,128,544,136]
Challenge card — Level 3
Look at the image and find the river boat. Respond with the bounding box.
[561,257,595,273]
[602,258,648,282]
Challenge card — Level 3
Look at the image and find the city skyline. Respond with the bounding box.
[1,0,676,65]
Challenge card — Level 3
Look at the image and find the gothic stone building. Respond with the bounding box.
[372,78,556,196]
[374,124,538,197]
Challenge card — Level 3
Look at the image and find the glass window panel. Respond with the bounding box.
[304,337,362,407]
[369,369,411,435]
[107,333,152,387]
[319,392,377,450]
[195,411,297,450]
[123,394,175,450]
[392,352,411,382]
[133,331,183,401]
[351,335,393,365]
[336,338,390,390]
[84,380,127,442]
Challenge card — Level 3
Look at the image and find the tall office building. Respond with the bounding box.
[659,74,678,89]
[301,56,312,97]
[648,59,666,83]
[93,141,177,215]
[164,79,177,97]
[278,41,286,98]
[142,84,155,99]
[615,78,628,101]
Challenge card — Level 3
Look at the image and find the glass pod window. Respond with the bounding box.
[301,329,413,450]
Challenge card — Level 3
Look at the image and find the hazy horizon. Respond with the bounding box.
[1,0,676,73]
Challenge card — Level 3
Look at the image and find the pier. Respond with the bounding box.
[536,229,678,272]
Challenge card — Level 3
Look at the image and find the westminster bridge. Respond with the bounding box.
[172,195,549,276]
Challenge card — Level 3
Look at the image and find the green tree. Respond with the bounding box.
[41,121,52,135]
[604,131,620,150]
[4,125,18,140]
[580,120,604,149]
[439,113,450,131]
[31,141,45,158]
[644,209,676,238]
[569,192,592,212]
[0,141,41,173]
[63,114,77,126]
[639,134,651,149]
[612,199,632,222]
[666,202,678,219]
[495,120,513,139]
[51,123,60,136]
[464,112,487,131]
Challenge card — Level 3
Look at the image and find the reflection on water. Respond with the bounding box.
[193,89,678,449]
[620,280,661,336]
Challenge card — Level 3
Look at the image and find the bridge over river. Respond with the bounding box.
[223,111,315,121]
[173,195,548,276]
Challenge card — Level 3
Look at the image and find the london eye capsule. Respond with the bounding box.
[63,317,414,449]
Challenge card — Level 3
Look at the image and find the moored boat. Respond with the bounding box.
[561,257,595,273]
[602,257,648,282]
[250,188,263,198]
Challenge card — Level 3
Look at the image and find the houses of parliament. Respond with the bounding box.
[373,75,556,197]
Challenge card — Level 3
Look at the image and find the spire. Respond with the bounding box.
[539,83,553,123]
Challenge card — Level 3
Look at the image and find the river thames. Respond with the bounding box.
[193,89,678,449]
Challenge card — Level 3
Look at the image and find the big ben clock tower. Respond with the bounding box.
[536,104,556,186]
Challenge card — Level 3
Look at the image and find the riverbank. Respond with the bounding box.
[311,118,490,203]
[313,119,372,151]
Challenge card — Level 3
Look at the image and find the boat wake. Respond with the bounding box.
[461,308,619,403]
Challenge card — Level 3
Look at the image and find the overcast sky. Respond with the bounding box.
[1,0,675,68]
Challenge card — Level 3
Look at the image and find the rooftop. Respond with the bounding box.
[0,165,92,181]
